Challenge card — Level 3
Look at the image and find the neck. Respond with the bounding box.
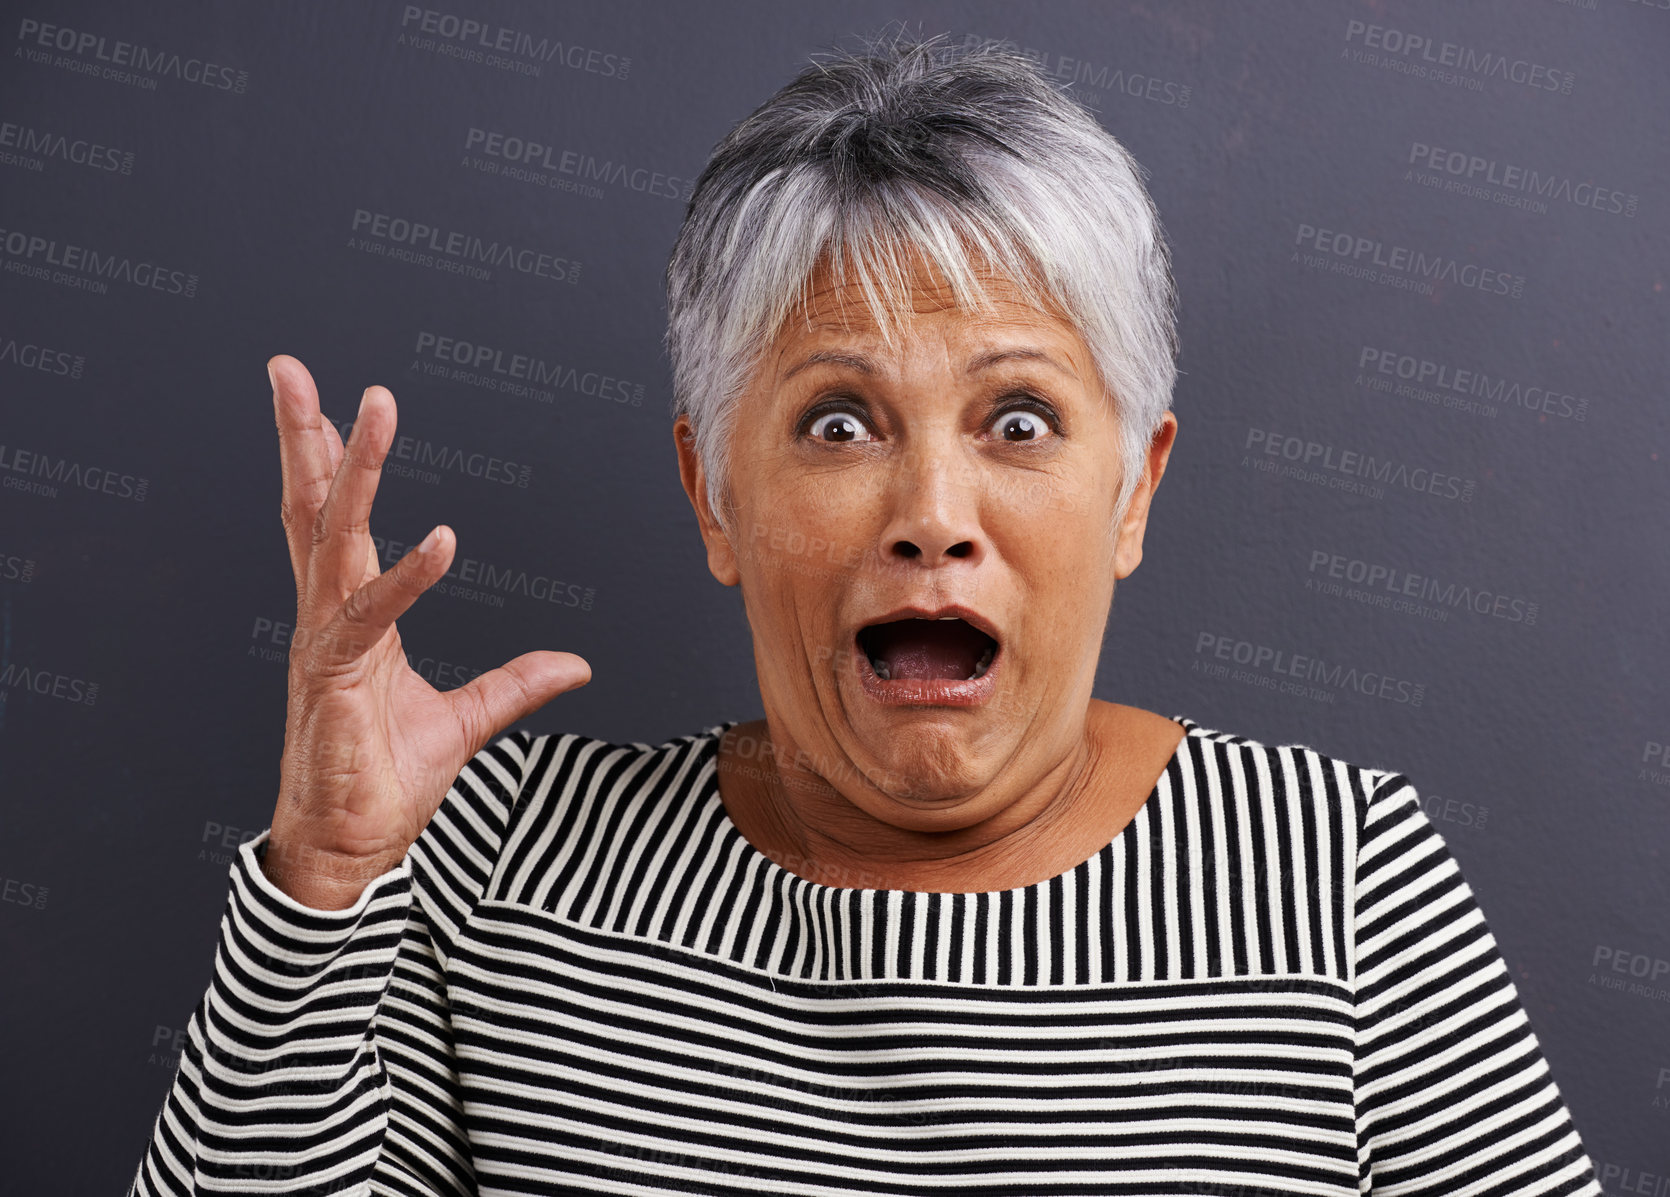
[717,701,1180,892]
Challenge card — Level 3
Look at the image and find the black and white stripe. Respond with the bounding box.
[131,718,1602,1196]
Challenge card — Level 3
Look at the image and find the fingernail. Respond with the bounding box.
[358,387,372,416]
[419,526,441,553]
[266,361,277,391]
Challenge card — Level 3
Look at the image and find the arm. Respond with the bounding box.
[129,732,533,1197]
[130,833,411,1197]
[1352,774,1602,1196]
[128,356,586,1192]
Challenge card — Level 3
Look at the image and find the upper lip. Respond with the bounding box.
[855,604,1002,647]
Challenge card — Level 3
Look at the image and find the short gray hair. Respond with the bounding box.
[663,30,1179,533]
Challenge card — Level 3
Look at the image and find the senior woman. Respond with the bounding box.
[131,34,1600,1197]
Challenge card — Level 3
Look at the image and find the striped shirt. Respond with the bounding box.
[130,716,1602,1195]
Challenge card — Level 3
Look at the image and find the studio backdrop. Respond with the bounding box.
[0,1,1665,1191]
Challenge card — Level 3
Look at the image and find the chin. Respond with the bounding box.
[839,706,1013,810]
[813,609,1031,804]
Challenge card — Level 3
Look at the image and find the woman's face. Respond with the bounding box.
[677,251,1176,833]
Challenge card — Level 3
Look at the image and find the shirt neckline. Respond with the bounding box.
[690,714,1203,899]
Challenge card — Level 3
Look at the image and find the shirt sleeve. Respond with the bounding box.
[1351,772,1602,1196]
[128,732,537,1197]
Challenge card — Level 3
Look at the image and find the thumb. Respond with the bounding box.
[447,650,592,758]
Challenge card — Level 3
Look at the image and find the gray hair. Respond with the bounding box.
[663,30,1179,535]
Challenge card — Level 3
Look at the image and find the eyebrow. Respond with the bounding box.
[780,346,1078,381]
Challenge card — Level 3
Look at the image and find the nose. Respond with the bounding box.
[880,445,985,567]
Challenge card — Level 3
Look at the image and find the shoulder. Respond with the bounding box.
[512,722,732,818]
[483,722,733,897]
[407,723,732,942]
[1170,714,1424,843]
[1169,718,1469,965]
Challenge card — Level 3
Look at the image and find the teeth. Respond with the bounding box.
[872,658,890,680]
[972,645,996,679]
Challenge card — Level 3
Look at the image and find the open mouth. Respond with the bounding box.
[856,617,999,682]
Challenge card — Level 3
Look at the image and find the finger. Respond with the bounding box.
[319,408,345,473]
[271,355,335,589]
[310,385,397,601]
[318,415,381,583]
[307,524,452,671]
[447,651,592,760]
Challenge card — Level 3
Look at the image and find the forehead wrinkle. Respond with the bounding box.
[796,240,1013,334]
[779,343,1080,385]
[963,345,1079,380]
[769,258,1085,388]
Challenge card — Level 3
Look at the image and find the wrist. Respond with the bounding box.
[258,835,404,911]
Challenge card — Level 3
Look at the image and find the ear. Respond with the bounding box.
[1112,411,1178,579]
[674,414,740,587]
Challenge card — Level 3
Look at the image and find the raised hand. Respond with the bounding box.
[262,354,590,909]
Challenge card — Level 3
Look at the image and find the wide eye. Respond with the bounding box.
[992,408,1052,442]
[806,409,875,443]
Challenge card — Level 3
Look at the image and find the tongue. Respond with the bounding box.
[868,619,986,681]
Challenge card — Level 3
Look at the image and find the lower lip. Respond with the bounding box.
[855,645,1002,707]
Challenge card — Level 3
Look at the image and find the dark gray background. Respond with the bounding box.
[1,1,1665,1191]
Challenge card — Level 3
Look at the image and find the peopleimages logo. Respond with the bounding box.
[1593,1163,1670,1197]
[412,331,644,407]
[0,335,84,379]
[957,32,1191,107]
[248,615,488,690]
[1589,946,1670,1004]
[1420,794,1489,831]
[0,442,148,502]
[462,128,694,202]
[0,551,37,583]
[0,874,49,911]
[370,535,594,611]
[1407,142,1637,218]
[1356,346,1590,423]
[1342,20,1574,94]
[1294,222,1525,299]
[1306,550,1538,627]
[1243,428,1475,504]
[349,209,581,285]
[0,117,133,175]
[14,17,249,93]
[1193,632,1427,707]
[396,7,631,80]
[0,223,198,297]
[0,661,99,706]
[1642,741,1670,788]
[324,413,530,489]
